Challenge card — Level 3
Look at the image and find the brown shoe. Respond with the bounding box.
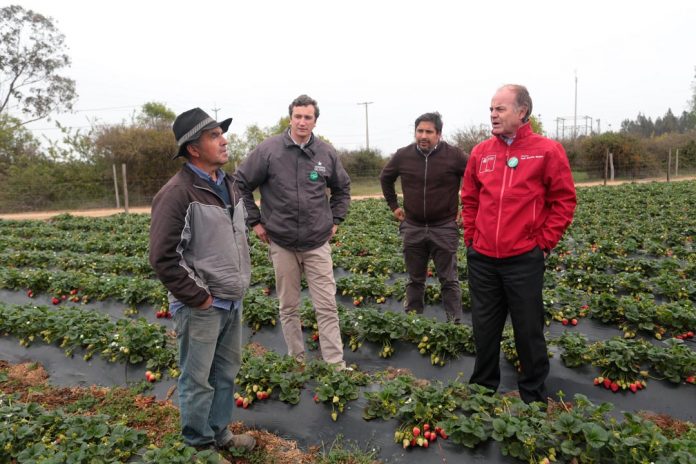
[218,433,256,452]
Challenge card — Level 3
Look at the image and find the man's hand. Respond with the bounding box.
[393,207,406,222]
[253,223,269,244]
[331,224,338,238]
[198,295,213,310]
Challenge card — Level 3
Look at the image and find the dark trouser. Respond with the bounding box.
[467,246,548,404]
[400,220,463,322]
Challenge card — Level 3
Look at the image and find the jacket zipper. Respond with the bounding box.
[423,153,429,222]
[494,148,511,258]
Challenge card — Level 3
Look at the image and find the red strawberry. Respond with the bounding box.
[593,377,600,386]
[423,423,430,431]
[61,294,67,301]
[687,331,694,338]
[236,397,244,407]
[571,318,578,326]
[561,318,569,326]
[685,376,695,384]
[51,297,60,305]
[422,440,429,448]
[412,426,420,437]
[603,378,612,389]
[439,429,448,439]
[629,383,638,393]
[70,289,78,295]
[27,290,34,298]
[610,382,619,392]
[313,394,319,403]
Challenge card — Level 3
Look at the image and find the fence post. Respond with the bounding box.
[675,148,679,178]
[609,152,614,181]
[604,148,609,186]
[121,163,129,214]
[667,149,671,182]
[112,164,121,209]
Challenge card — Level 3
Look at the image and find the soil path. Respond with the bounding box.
[2,176,694,221]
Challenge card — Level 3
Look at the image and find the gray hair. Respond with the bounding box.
[415,112,443,134]
[500,84,533,123]
[289,94,320,119]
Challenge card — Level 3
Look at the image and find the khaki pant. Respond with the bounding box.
[269,241,345,367]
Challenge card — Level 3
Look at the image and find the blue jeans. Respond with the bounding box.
[173,304,242,447]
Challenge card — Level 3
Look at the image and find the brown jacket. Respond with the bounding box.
[149,165,251,308]
[380,141,467,226]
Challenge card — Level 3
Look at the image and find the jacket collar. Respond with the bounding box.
[415,140,446,157]
[283,129,314,149]
[497,122,533,145]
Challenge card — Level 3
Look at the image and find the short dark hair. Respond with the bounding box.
[289,94,319,119]
[501,84,533,123]
[414,112,443,134]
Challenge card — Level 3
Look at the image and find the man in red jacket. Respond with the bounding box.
[461,85,576,404]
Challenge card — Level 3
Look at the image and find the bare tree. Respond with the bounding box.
[0,5,77,127]
[448,125,490,154]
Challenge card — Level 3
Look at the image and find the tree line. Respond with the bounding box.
[1,5,695,213]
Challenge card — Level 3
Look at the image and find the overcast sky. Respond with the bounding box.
[14,0,696,155]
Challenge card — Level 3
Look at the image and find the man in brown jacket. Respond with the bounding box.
[380,112,467,322]
[149,108,255,458]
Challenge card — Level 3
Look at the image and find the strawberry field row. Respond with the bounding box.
[2,300,693,396]
[0,267,166,306]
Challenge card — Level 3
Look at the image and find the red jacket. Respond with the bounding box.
[461,123,576,259]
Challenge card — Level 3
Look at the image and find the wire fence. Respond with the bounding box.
[0,161,693,215]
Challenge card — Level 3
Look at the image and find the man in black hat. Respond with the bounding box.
[149,108,256,457]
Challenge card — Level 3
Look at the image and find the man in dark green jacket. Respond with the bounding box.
[235,95,351,369]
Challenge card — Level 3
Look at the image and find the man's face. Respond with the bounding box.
[490,87,527,138]
[415,121,440,152]
[290,105,317,143]
[189,127,228,169]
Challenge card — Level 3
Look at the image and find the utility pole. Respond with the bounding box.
[357,101,373,150]
[573,71,578,139]
[211,104,220,120]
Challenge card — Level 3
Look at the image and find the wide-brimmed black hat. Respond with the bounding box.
[172,108,232,159]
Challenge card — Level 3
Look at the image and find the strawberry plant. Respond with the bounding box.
[235,347,308,407]
[556,331,593,368]
[242,287,279,332]
[647,338,696,384]
[589,338,651,392]
[310,361,369,421]
[363,375,416,421]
